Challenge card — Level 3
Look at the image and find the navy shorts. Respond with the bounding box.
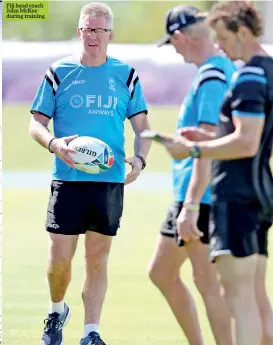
[209,200,271,261]
[160,202,211,246]
[46,181,124,236]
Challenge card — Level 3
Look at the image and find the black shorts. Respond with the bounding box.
[209,200,271,261]
[160,202,211,247]
[46,181,124,236]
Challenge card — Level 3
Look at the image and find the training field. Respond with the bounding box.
[3,104,179,172]
[3,104,273,345]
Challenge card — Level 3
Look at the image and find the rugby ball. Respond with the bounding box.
[68,136,114,174]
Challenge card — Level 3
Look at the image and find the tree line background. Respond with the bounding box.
[2,1,217,42]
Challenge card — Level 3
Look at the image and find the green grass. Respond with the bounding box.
[3,104,178,172]
[3,189,273,345]
[2,1,212,43]
[3,102,273,344]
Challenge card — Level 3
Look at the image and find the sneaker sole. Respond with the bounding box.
[60,308,71,345]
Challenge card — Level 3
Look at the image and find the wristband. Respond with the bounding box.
[136,155,146,170]
[183,202,200,212]
[48,138,56,153]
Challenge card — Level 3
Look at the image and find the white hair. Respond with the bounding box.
[184,21,212,40]
[78,2,114,29]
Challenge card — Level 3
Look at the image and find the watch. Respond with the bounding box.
[136,155,146,170]
[189,144,201,158]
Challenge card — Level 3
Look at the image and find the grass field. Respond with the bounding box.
[4,189,272,345]
[2,104,273,345]
[2,190,207,345]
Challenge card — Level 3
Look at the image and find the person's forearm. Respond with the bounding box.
[197,132,256,160]
[185,158,211,204]
[134,134,151,159]
[29,117,54,150]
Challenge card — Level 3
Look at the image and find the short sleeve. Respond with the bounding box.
[126,68,148,119]
[195,68,228,125]
[231,66,267,118]
[30,66,60,118]
[196,80,227,125]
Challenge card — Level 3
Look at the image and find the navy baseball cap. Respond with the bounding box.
[157,5,207,47]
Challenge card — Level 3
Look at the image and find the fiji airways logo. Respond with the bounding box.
[69,94,118,116]
[109,78,115,91]
[70,95,84,108]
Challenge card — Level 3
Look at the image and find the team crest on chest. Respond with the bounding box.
[109,78,116,91]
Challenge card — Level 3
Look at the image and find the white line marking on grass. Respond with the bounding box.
[3,171,173,191]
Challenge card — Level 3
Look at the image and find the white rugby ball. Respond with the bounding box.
[68,136,114,174]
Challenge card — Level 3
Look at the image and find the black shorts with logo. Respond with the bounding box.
[209,200,271,262]
[160,202,211,247]
[46,181,124,236]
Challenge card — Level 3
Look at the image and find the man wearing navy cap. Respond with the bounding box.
[148,5,236,345]
[157,5,207,47]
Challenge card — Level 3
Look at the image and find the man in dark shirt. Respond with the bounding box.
[141,2,273,345]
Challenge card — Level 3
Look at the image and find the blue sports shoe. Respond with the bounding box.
[41,303,71,345]
[79,331,106,345]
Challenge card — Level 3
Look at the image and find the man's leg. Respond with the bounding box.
[48,233,79,305]
[82,231,112,326]
[184,204,233,345]
[256,255,273,345]
[256,222,273,345]
[186,240,233,345]
[148,234,204,345]
[217,254,262,345]
[210,200,264,345]
[46,181,83,309]
[42,181,85,345]
[42,234,78,345]
[79,182,123,345]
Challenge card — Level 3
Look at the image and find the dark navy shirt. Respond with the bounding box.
[212,56,273,216]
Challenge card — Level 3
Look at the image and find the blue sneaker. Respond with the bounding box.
[41,303,71,345]
[79,331,106,345]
